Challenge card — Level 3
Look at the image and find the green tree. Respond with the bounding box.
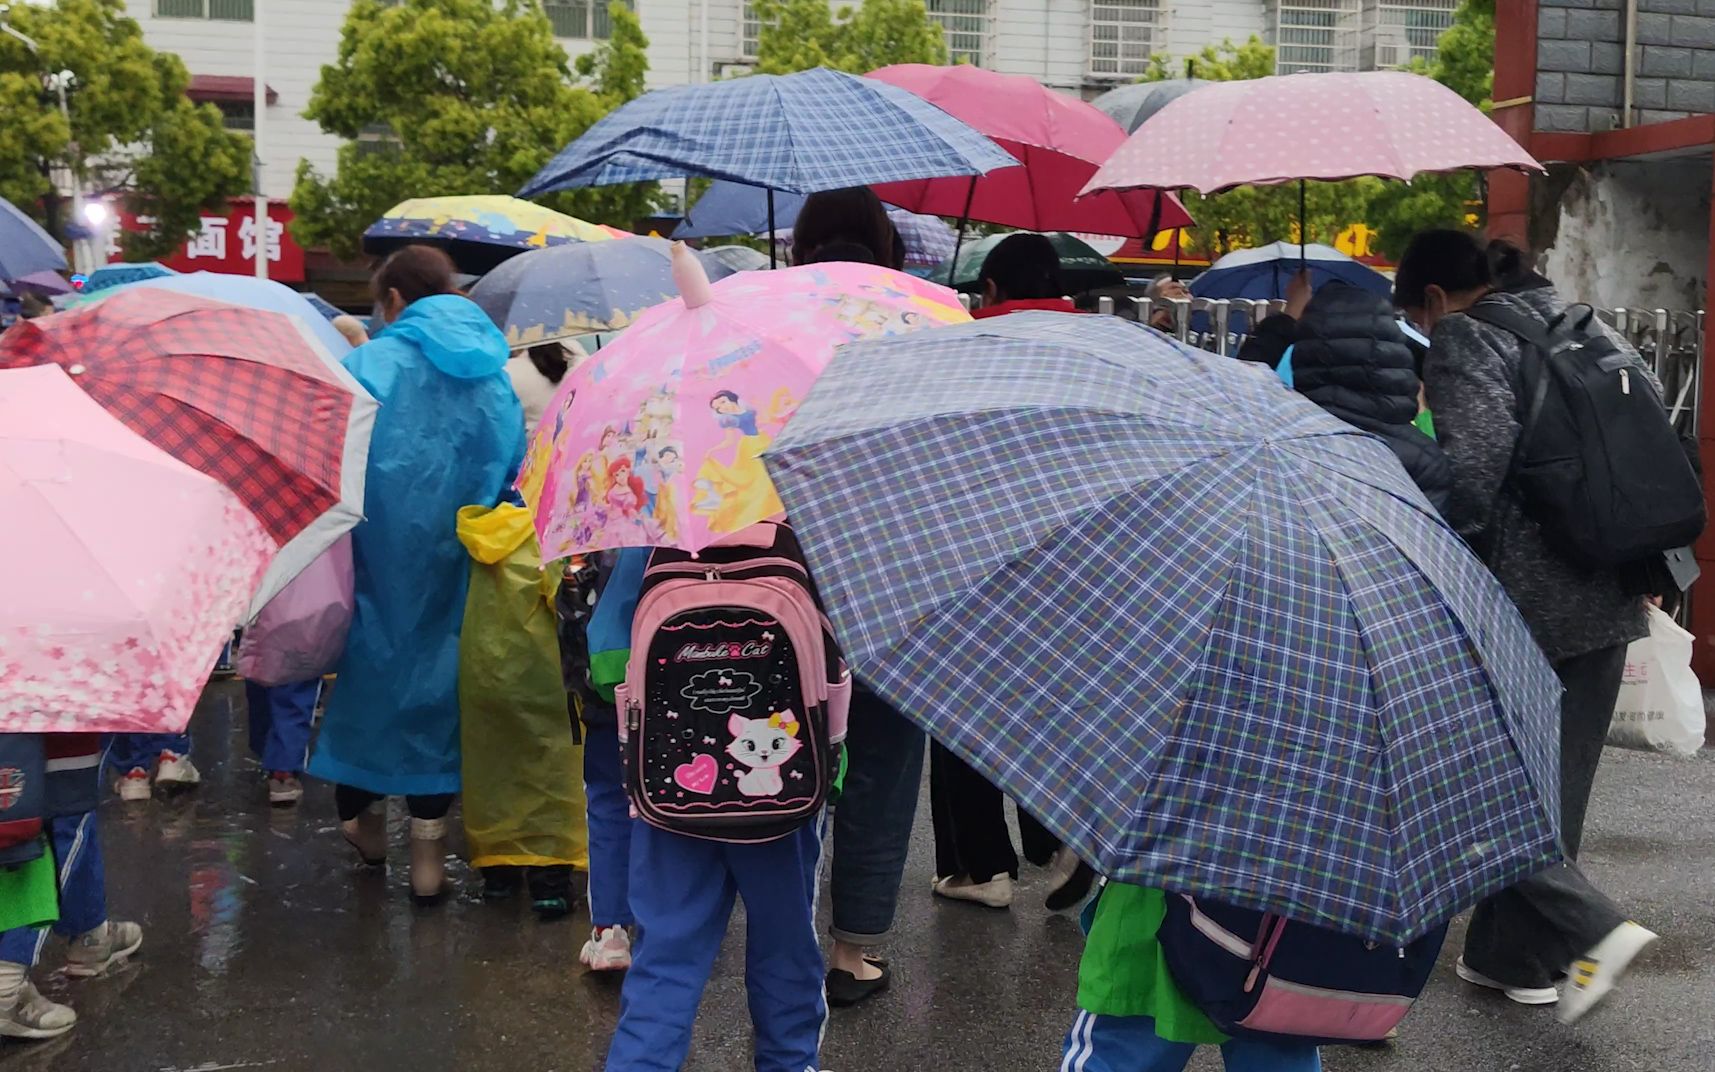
[1140,38,1372,258]
[290,0,656,260]
[1365,0,1494,258]
[753,0,948,75]
[0,0,252,259]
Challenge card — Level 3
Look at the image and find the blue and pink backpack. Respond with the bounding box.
[617,522,850,843]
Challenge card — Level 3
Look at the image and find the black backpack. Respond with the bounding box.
[1468,301,1705,568]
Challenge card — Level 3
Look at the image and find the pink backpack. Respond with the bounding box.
[617,522,850,843]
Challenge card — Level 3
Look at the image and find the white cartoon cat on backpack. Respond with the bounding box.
[725,710,803,797]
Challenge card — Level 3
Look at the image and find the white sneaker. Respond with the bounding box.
[63,921,143,978]
[1455,956,1559,1006]
[267,773,304,807]
[932,873,1015,909]
[0,973,76,1040]
[580,926,633,972]
[1557,921,1658,1024]
[115,767,152,802]
[154,751,200,790]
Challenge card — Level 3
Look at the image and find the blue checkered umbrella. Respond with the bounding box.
[518,67,1017,199]
[763,312,1564,944]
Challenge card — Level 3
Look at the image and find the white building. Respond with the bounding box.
[125,0,1458,201]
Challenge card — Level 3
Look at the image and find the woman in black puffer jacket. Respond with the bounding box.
[1290,282,1454,515]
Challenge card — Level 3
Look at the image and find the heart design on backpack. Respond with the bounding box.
[674,753,719,795]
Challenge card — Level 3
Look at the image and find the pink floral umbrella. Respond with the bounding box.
[1082,70,1543,195]
[520,245,969,557]
[0,365,276,733]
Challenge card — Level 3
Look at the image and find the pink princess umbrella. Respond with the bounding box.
[0,364,276,734]
[521,244,970,557]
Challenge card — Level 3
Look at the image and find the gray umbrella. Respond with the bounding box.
[1091,79,1211,134]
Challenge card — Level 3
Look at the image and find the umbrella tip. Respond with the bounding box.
[672,241,713,310]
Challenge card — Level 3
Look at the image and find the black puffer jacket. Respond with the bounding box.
[1291,284,1454,514]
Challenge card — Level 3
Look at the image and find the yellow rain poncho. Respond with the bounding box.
[456,503,587,870]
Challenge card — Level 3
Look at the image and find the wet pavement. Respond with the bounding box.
[2,681,1712,1072]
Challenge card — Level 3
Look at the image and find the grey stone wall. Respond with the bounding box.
[1536,0,1715,132]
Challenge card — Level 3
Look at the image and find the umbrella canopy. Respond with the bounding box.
[362,195,612,274]
[866,64,1192,238]
[84,262,178,294]
[1090,78,1211,133]
[523,245,969,557]
[762,313,1565,944]
[76,271,355,356]
[469,236,743,346]
[518,66,1018,199]
[928,231,1123,294]
[0,197,67,279]
[302,293,345,321]
[1084,70,1543,195]
[698,244,772,274]
[1191,241,1392,301]
[0,289,376,611]
[0,365,276,734]
[886,207,957,268]
[10,270,72,297]
[674,182,807,240]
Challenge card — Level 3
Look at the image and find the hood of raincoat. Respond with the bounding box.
[381,294,510,380]
[457,502,536,565]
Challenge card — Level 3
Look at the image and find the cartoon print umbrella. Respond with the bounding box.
[468,236,745,347]
[0,288,375,611]
[762,312,1565,945]
[362,195,613,274]
[522,244,969,557]
[0,365,276,734]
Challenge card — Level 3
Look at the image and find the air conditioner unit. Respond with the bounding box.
[713,60,755,79]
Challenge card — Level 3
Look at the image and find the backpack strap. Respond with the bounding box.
[1463,302,1557,562]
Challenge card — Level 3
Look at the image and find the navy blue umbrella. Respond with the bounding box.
[1191,241,1391,302]
[674,182,806,240]
[0,197,67,279]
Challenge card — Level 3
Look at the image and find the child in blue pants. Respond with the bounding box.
[245,679,321,806]
[606,818,826,1072]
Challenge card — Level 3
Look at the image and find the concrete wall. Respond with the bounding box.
[1536,0,1715,134]
[1540,158,1711,311]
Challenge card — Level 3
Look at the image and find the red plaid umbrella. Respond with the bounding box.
[0,288,368,560]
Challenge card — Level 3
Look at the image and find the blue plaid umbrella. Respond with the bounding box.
[518,67,1017,201]
[763,313,1564,944]
[83,262,177,294]
[0,197,66,279]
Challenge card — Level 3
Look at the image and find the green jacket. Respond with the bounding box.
[1077,884,1227,1045]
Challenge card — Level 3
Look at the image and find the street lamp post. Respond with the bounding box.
[0,15,91,273]
[253,0,267,280]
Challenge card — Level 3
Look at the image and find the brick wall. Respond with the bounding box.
[1536,0,1715,133]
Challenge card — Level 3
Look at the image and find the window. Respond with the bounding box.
[214,99,254,131]
[742,1,769,59]
[355,122,401,159]
[1088,0,1168,81]
[927,0,992,67]
[1360,0,1456,69]
[544,0,628,39]
[1269,0,1359,74]
[156,0,254,19]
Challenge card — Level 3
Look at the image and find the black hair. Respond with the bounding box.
[801,241,878,266]
[1392,229,1491,310]
[1485,239,1552,293]
[888,225,907,272]
[792,187,894,268]
[977,233,1064,302]
[526,341,569,384]
[373,244,460,307]
[712,390,739,404]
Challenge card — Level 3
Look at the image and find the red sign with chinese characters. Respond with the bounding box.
[108,197,306,282]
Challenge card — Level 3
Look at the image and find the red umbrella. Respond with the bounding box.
[0,289,363,550]
[867,64,1192,240]
[1083,70,1543,196]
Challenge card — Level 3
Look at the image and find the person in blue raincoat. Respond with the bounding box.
[307,245,525,904]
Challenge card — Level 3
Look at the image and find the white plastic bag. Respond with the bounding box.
[1608,605,1705,758]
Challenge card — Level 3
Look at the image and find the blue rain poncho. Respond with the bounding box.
[308,295,525,796]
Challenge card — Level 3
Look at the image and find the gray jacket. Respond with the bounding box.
[1422,285,1648,663]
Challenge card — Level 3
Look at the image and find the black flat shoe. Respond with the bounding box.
[1044,861,1097,913]
[825,959,890,1008]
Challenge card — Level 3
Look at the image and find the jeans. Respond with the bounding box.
[1462,643,1630,988]
[245,679,320,774]
[829,684,926,945]
[931,741,1058,880]
[106,731,192,775]
[334,785,453,822]
[1061,1011,1322,1072]
[607,817,825,1072]
[0,812,106,967]
[583,726,635,928]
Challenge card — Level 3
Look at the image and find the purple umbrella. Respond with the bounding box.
[11,271,71,297]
